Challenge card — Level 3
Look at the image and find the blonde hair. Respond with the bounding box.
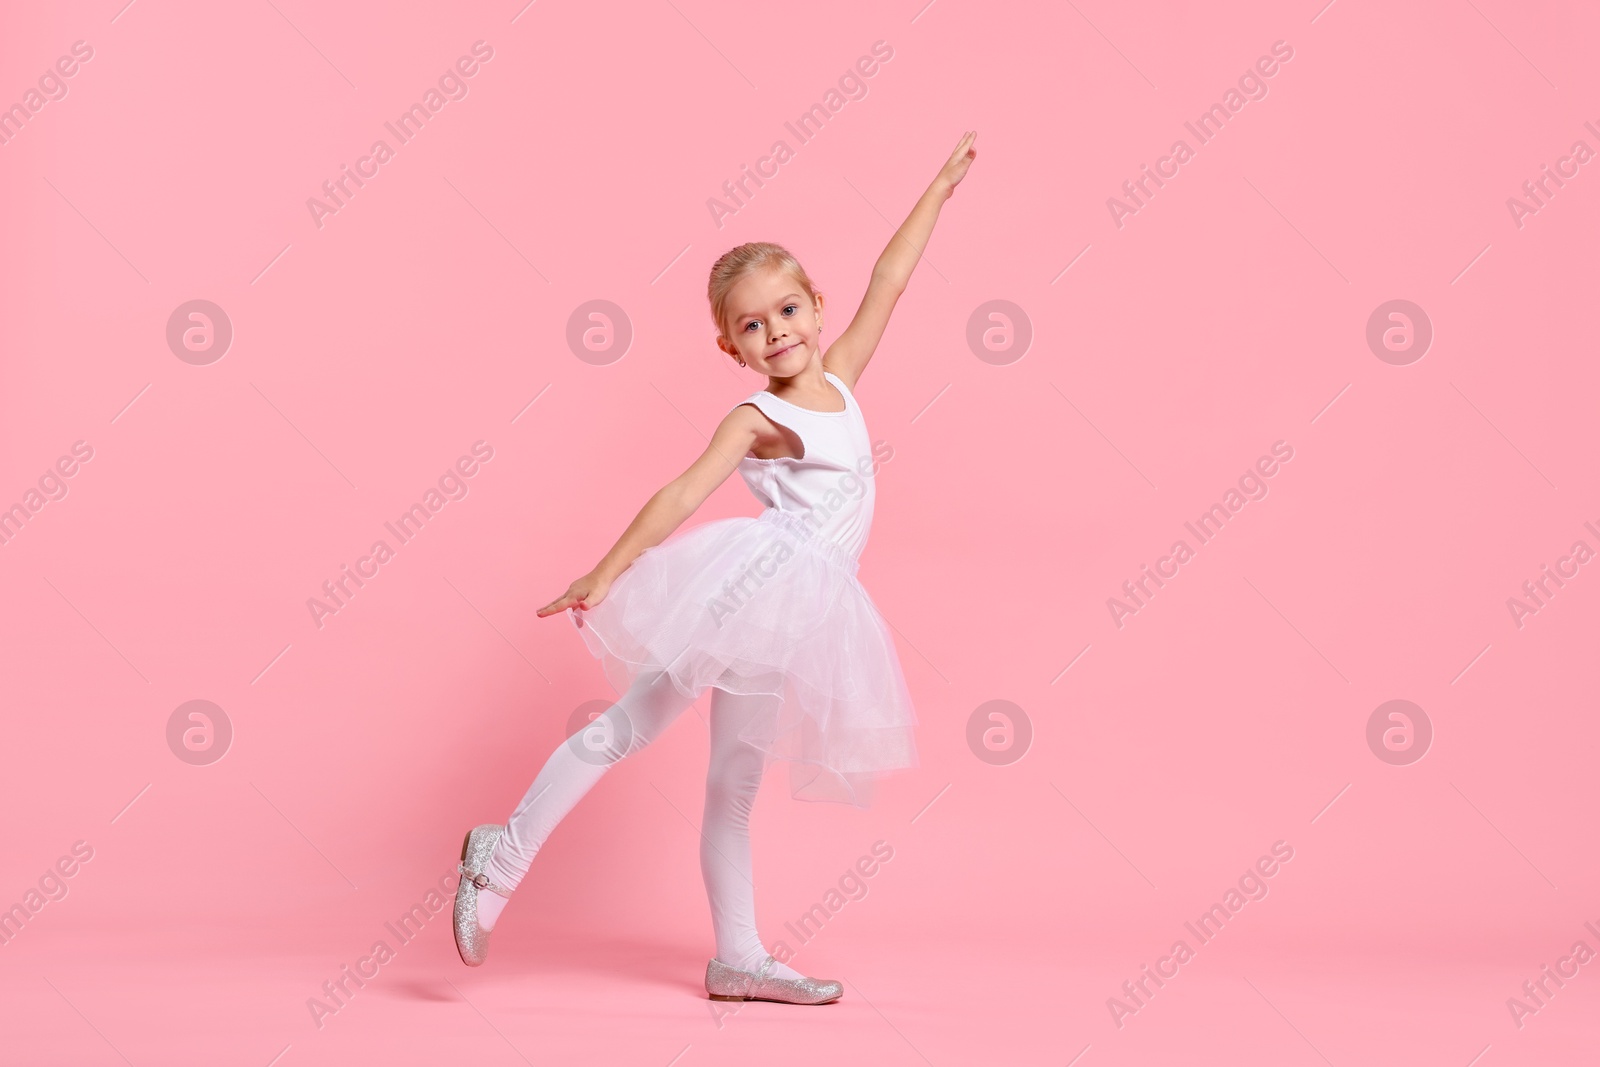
[707,242,820,342]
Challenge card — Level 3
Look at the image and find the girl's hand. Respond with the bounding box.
[937,130,978,195]
[537,570,612,625]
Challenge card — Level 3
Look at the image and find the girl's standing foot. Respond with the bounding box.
[702,687,807,982]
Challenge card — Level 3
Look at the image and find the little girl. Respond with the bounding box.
[453,131,979,1005]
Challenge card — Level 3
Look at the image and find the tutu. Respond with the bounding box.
[569,506,919,806]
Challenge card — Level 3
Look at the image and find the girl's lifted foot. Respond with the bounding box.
[453,824,512,966]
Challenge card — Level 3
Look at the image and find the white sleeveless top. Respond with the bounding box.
[728,370,878,561]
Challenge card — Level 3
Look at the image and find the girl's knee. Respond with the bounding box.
[705,760,765,810]
[569,673,692,765]
[708,742,766,782]
[703,785,758,826]
[569,709,651,765]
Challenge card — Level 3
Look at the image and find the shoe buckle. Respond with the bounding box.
[456,863,509,896]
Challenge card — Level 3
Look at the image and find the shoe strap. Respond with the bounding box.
[456,862,513,897]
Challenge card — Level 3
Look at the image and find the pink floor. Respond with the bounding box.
[8,922,1600,1064]
[5,730,1599,1065]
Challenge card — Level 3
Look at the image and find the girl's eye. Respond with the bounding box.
[744,306,798,330]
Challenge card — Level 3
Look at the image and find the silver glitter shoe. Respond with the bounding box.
[453,824,512,967]
[705,955,843,1004]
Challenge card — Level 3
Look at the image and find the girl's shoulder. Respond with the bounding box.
[821,365,859,396]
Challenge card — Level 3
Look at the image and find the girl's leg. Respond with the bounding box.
[700,686,806,980]
[477,670,699,926]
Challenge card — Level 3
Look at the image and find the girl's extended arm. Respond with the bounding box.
[537,407,761,621]
[823,130,978,389]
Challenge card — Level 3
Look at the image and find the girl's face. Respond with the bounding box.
[718,267,825,377]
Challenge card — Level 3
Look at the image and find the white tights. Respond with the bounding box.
[480,671,799,978]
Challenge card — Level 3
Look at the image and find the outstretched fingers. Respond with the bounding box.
[538,594,583,618]
[941,130,978,188]
[949,130,976,162]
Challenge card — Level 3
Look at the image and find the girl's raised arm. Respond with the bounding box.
[823,130,978,390]
[537,405,763,622]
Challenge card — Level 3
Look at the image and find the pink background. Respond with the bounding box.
[3,0,1598,1063]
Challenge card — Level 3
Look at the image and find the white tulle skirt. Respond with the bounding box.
[569,507,919,807]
